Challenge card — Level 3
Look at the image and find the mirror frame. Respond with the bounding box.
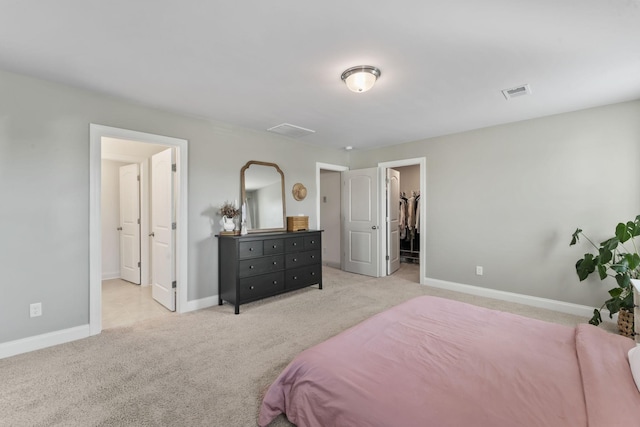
[240,160,286,233]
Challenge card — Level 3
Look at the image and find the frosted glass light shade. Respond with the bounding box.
[341,66,381,93]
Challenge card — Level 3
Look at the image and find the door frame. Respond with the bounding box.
[378,157,426,284]
[89,124,189,335]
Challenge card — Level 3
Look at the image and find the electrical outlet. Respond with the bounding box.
[476,266,483,276]
[30,302,42,318]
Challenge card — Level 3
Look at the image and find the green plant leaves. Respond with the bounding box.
[575,254,597,281]
[570,216,640,320]
[570,228,582,246]
[616,219,640,243]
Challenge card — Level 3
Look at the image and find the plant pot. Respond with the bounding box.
[618,308,634,338]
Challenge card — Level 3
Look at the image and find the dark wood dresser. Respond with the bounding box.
[217,230,323,314]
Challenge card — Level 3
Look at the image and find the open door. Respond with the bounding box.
[151,148,176,311]
[386,168,400,275]
[119,163,141,284]
[342,168,379,277]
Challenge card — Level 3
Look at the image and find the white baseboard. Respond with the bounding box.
[0,325,90,360]
[323,261,341,269]
[181,295,218,313]
[424,277,616,323]
[101,271,120,280]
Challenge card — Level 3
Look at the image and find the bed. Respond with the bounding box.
[258,296,640,427]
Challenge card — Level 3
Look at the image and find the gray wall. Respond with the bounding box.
[351,100,640,308]
[2,64,639,346]
[0,69,347,343]
[394,165,420,196]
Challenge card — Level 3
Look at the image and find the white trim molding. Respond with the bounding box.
[424,277,614,322]
[89,124,189,337]
[183,295,219,313]
[0,326,90,360]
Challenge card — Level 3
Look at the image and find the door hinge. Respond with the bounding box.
[172,222,177,230]
[137,175,140,181]
[172,281,177,289]
[386,255,390,261]
[138,261,141,267]
[137,218,140,225]
[172,164,177,172]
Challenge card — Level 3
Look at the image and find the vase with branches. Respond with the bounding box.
[219,201,240,232]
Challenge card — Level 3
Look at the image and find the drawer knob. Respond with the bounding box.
[249,247,254,251]
[293,242,297,246]
[293,276,298,280]
[272,245,277,248]
[273,281,278,285]
[249,286,255,290]
[311,240,315,244]
[311,255,315,259]
[311,272,315,276]
[293,258,297,262]
[272,261,277,265]
[250,265,254,269]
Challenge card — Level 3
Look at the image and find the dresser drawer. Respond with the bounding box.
[239,272,285,301]
[239,255,284,278]
[285,237,304,252]
[285,250,321,269]
[304,234,321,250]
[263,238,284,255]
[239,241,263,258]
[285,264,322,290]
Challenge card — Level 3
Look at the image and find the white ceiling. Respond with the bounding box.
[1,1,639,150]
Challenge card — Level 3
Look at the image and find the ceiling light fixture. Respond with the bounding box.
[341,65,381,93]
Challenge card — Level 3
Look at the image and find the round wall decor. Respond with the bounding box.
[292,183,307,201]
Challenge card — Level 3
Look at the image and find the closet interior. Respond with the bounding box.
[399,190,420,263]
[394,165,421,264]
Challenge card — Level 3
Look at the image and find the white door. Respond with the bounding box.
[119,164,141,284]
[342,168,379,277]
[386,168,400,275]
[151,148,176,311]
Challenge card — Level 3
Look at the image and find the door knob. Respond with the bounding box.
[149,232,155,237]
[117,227,123,231]
[371,225,379,230]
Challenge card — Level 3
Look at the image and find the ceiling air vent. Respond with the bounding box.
[267,123,316,138]
[502,84,532,100]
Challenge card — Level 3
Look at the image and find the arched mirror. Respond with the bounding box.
[241,160,286,233]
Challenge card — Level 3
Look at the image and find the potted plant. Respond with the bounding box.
[570,215,640,335]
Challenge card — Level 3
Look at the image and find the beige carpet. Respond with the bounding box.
[0,265,597,426]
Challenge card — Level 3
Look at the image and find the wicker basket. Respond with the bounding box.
[287,216,309,232]
[617,308,634,338]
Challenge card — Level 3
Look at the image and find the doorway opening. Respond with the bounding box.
[315,159,425,284]
[89,125,189,335]
[316,163,348,270]
[101,139,176,328]
[379,158,426,285]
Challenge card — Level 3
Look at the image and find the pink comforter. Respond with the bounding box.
[258,296,640,427]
